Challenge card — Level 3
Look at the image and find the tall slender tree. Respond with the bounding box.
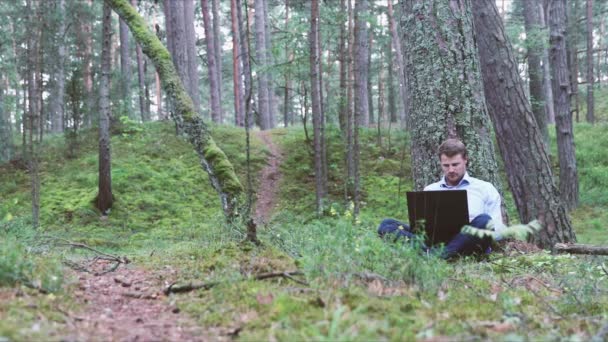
[0,78,12,162]
[549,0,579,210]
[354,0,370,127]
[254,0,271,129]
[586,0,595,124]
[184,0,200,113]
[132,0,148,122]
[310,0,324,216]
[49,0,66,133]
[97,2,114,214]
[388,0,408,128]
[202,0,223,123]
[119,9,132,113]
[472,0,575,248]
[523,0,549,146]
[231,0,245,127]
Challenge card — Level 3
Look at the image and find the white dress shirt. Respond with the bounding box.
[424,172,505,234]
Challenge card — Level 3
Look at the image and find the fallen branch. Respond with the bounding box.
[46,237,130,275]
[554,243,608,256]
[164,271,307,295]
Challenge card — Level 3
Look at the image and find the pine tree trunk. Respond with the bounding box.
[262,0,274,128]
[184,0,201,114]
[27,0,40,228]
[549,0,579,211]
[345,0,355,204]
[212,0,223,122]
[388,0,408,128]
[539,3,555,125]
[168,0,191,107]
[254,0,270,130]
[132,0,148,122]
[387,44,397,124]
[367,29,374,125]
[119,13,132,113]
[354,0,369,127]
[568,0,580,122]
[0,78,13,162]
[231,0,245,127]
[472,0,576,248]
[338,0,347,133]
[105,0,244,220]
[404,0,503,194]
[98,3,114,214]
[283,0,292,127]
[50,0,66,133]
[82,0,94,128]
[238,0,254,127]
[586,0,594,124]
[202,0,222,123]
[310,0,324,216]
[523,0,549,146]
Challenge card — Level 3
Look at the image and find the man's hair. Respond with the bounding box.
[438,139,467,159]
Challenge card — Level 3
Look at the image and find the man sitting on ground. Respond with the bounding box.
[378,138,505,259]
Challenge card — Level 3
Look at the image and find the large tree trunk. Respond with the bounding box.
[354,0,369,127]
[230,0,245,127]
[523,0,549,146]
[403,0,503,194]
[105,0,244,220]
[310,0,324,216]
[548,0,579,211]
[119,12,132,113]
[49,0,66,133]
[254,0,271,130]
[586,0,594,124]
[202,0,223,123]
[98,3,114,214]
[167,0,191,109]
[472,0,575,248]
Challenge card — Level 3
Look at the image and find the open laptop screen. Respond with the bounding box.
[406,190,470,246]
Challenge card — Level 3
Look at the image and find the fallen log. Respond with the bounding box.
[554,243,608,256]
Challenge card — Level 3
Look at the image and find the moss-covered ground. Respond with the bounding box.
[1,121,607,340]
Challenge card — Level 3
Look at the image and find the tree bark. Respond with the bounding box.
[523,0,549,147]
[212,0,223,121]
[338,0,347,132]
[98,3,114,214]
[83,0,94,128]
[262,0,275,128]
[404,0,503,194]
[283,0,292,128]
[105,0,244,220]
[184,0,201,113]
[202,0,223,123]
[231,0,245,127]
[310,0,324,216]
[238,0,254,127]
[167,0,191,109]
[354,0,370,127]
[254,0,271,130]
[472,0,575,248]
[549,0,579,211]
[27,0,40,228]
[539,3,555,125]
[367,28,374,125]
[50,0,66,133]
[586,0,594,124]
[119,11,132,113]
[390,0,409,128]
[0,78,13,162]
[132,0,148,122]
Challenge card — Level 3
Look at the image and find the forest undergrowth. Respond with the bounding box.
[1,121,607,340]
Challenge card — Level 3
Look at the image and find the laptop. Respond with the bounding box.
[406,190,469,246]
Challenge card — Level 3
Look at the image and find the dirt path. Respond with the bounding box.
[254,131,284,226]
[63,260,222,342]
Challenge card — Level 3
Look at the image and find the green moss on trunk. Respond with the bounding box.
[104,0,243,220]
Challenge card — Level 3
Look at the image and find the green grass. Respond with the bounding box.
[1,121,607,340]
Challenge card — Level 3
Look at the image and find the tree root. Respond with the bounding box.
[164,271,307,295]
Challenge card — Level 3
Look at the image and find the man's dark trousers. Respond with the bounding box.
[377,214,493,259]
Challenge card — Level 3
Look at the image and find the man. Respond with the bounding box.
[378,139,505,259]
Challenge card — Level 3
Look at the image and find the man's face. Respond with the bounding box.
[440,153,467,186]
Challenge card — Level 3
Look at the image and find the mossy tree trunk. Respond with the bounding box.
[105,0,244,221]
[472,0,576,248]
[401,0,503,195]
